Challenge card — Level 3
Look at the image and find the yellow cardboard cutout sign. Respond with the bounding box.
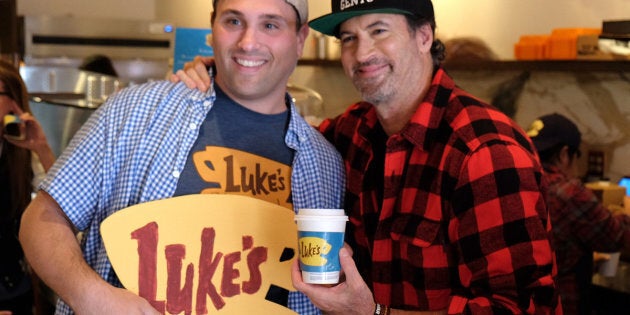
[100,194,298,314]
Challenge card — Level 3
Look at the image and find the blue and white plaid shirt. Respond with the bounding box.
[42,80,345,315]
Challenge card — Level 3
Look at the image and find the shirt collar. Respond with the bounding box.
[361,67,455,151]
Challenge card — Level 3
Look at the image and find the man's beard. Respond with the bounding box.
[353,76,395,105]
[351,58,395,105]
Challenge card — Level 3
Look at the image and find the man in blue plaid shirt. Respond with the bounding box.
[18,0,344,314]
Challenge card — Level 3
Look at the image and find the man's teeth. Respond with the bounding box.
[237,59,265,67]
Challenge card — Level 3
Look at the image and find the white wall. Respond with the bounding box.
[154,0,212,28]
[18,0,155,20]
[18,0,629,59]
[153,0,629,60]
[432,0,629,59]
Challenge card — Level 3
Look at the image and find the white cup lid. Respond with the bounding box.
[297,208,345,216]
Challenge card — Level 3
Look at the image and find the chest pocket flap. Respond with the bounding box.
[390,211,443,248]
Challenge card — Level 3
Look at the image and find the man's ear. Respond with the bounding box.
[558,145,571,164]
[415,23,433,53]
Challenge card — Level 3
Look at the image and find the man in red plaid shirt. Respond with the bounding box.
[292,1,561,314]
[172,1,561,313]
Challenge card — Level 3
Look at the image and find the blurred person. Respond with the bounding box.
[78,54,118,77]
[172,0,561,314]
[527,113,630,315]
[19,0,345,314]
[0,59,55,314]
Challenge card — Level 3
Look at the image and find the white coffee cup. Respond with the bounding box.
[598,252,621,277]
[295,209,348,284]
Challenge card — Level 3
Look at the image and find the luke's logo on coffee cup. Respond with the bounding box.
[299,236,333,266]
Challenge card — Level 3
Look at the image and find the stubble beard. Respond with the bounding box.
[353,75,395,106]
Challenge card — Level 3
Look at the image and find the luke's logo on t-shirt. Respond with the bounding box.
[191,146,292,208]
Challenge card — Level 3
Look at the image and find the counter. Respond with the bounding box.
[591,260,630,314]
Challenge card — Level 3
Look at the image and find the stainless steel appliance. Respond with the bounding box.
[22,15,175,84]
[19,16,175,156]
[20,66,114,156]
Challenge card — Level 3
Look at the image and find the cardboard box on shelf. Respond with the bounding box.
[585,181,626,208]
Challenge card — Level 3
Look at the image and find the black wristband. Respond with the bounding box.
[374,303,390,315]
[374,303,383,315]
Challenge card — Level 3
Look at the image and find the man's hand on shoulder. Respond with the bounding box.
[169,56,214,93]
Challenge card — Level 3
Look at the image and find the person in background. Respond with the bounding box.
[172,0,561,313]
[526,113,630,315]
[0,59,55,314]
[18,0,345,314]
[78,54,118,77]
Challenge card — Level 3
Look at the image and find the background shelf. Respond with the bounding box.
[298,59,630,72]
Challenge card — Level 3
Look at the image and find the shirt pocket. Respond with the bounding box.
[389,213,442,248]
[389,213,447,269]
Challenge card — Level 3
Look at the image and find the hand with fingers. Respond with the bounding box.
[292,247,375,315]
[170,56,215,93]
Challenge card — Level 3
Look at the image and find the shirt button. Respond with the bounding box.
[191,96,198,101]
[189,123,197,130]
[173,170,180,178]
[203,100,211,107]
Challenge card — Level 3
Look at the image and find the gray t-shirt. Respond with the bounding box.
[174,85,294,205]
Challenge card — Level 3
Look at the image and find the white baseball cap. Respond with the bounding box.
[213,0,308,25]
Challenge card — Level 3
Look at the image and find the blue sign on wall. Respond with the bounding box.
[173,28,214,72]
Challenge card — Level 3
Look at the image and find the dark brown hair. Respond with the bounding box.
[404,14,445,68]
[0,59,34,226]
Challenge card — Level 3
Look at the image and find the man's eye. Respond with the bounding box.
[340,36,355,44]
[227,18,241,26]
[372,29,386,35]
[264,23,279,30]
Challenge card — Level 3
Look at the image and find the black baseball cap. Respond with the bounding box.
[526,113,582,154]
[309,0,435,37]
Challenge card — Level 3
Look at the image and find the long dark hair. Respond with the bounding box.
[0,59,33,230]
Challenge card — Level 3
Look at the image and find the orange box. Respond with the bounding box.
[514,35,550,60]
[547,28,601,59]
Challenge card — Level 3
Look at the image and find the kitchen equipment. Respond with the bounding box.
[20,65,117,156]
[21,15,175,85]
[18,16,175,156]
[287,84,324,122]
[29,97,95,157]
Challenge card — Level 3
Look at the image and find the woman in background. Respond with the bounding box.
[0,59,54,314]
[527,113,630,315]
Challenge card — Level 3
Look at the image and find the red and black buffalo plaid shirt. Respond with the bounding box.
[319,68,561,314]
[544,164,630,315]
